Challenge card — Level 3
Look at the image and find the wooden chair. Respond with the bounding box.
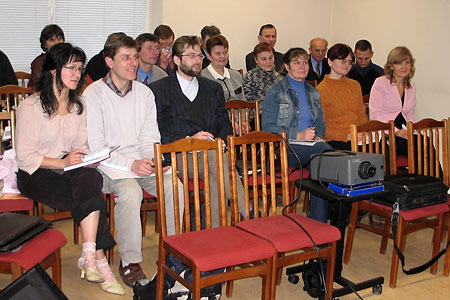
[154,137,274,300]
[344,119,449,288]
[0,199,67,289]
[0,85,33,111]
[228,131,341,299]
[344,120,397,263]
[14,72,31,88]
[305,79,318,87]
[225,99,260,136]
[443,117,450,277]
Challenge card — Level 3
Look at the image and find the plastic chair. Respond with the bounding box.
[154,137,274,300]
[14,72,31,88]
[228,131,341,299]
[344,119,449,288]
[0,200,66,288]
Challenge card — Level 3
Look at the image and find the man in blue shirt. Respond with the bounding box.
[135,33,168,86]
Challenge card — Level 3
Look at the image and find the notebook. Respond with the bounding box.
[0,212,51,253]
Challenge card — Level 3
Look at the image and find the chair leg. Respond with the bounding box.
[275,252,285,285]
[141,211,147,236]
[74,222,79,244]
[440,211,449,243]
[156,248,166,300]
[10,263,23,281]
[389,217,406,288]
[343,202,358,264]
[225,266,234,298]
[430,213,445,274]
[444,227,450,276]
[325,243,337,300]
[270,254,278,300]
[192,267,201,300]
[379,216,391,255]
[52,248,62,288]
[302,191,309,213]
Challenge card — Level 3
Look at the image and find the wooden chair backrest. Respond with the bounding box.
[350,120,397,176]
[14,72,31,87]
[407,118,449,185]
[306,79,318,87]
[225,99,260,136]
[154,137,226,237]
[0,85,33,111]
[0,110,15,152]
[227,131,289,224]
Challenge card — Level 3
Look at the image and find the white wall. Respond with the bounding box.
[158,0,450,120]
[331,0,450,121]
[158,0,333,71]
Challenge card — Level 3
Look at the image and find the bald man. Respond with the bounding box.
[306,38,330,83]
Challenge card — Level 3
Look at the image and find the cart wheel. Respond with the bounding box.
[372,284,382,294]
[288,274,299,284]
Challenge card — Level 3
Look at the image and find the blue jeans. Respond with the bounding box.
[287,141,332,223]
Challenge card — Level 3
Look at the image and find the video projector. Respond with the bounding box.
[310,151,384,186]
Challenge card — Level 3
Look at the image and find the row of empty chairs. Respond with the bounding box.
[343,118,449,288]
[154,132,340,300]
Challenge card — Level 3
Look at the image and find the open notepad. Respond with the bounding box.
[63,145,120,171]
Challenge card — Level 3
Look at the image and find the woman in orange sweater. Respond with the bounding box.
[317,43,368,150]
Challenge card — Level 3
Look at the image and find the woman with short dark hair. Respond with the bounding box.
[200,34,244,100]
[16,43,124,295]
[29,24,65,88]
[317,43,368,150]
[243,42,282,112]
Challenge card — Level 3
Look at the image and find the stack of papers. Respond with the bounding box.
[64,145,120,171]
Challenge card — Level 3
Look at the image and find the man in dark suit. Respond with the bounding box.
[245,24,283,72]
[150,35,246,227]
[306,38,330,83]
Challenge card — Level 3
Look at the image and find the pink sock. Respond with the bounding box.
[96,257,116,283]
[81,242,96,269]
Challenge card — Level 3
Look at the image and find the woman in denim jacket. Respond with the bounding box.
[262,48,331,223]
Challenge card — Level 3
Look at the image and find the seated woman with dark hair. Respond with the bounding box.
[200,34,244,100]
[262,47,331,223]
[29,24,65,89]
[16,43,124,295]
[317,43,368,150]
[369,46,416,156]
[243,42,283,109]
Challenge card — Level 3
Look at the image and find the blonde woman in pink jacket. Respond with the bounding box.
[369,46,416,155]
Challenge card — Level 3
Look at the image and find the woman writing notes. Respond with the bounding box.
[15,43,124,295]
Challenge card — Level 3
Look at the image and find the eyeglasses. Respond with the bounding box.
[312,49,327,54]
[63,65,84,73]
[179,53,205,60]
[337,58,354,66]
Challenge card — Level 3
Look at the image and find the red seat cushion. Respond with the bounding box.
[359,200,449,221]
[163,226,275,272]
[142,189,156,199]
[0,198,34,213]
[0,229,67,270]
[237,214,341,252]
[364,200,449,221]
[400,203,449,221]
[396,155,408,168]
